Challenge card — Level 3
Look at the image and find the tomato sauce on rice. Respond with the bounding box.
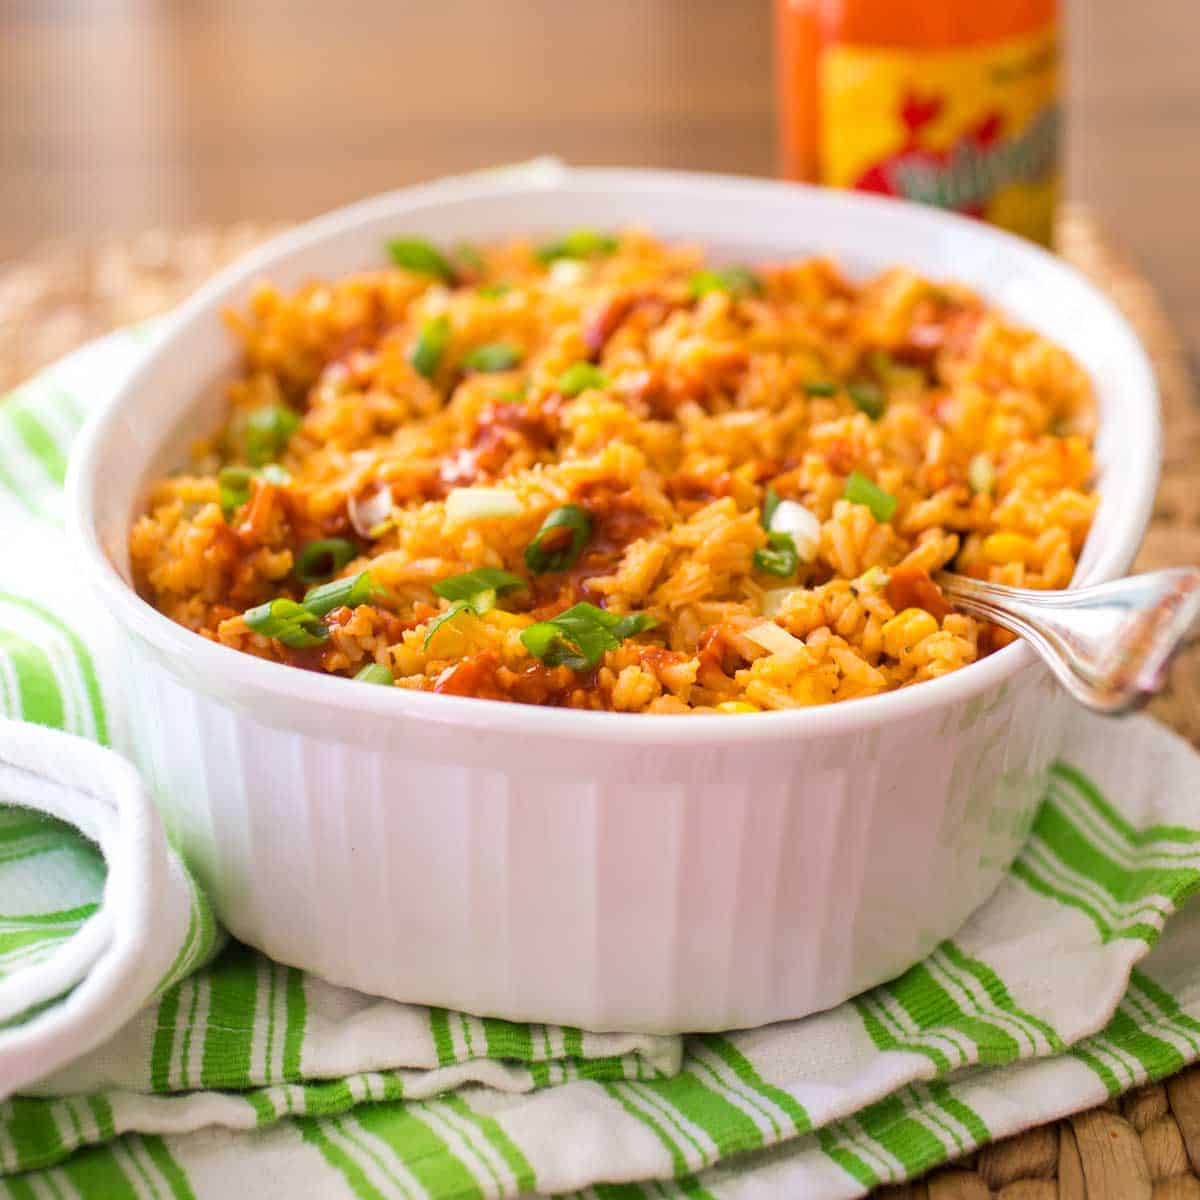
[130,230,1097,712]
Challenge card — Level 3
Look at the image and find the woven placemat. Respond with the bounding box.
[1,207,1198,1199]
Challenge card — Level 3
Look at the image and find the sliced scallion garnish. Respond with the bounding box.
[245,405,300,467]
[302,571,383,617]
[848,382,887,421]
[524,504,592,574]
[556,363,608,398]
[422,599,475,649]
[386,237,455,281]
[535,229,617,265]
[688,265,762,299]
[411,315,451,379]
[218,466,256,516]
[433,567,525,602]
[422,567,525,650]
[294,538,357,585]
[754,531,799,578]
[462,343,522,373]
[243,598,327,648]
[843,471,897,523]
[453,242,484,272]
[754,485,799,576]
[353,663,395,685]
[761,485,782,529]
[520,602,658,671]
[218,464,291,518]
[804,380,838,397]
[477,283,511,299]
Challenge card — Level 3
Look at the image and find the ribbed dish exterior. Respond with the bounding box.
[121,628,1065,1033]
[72,168,1157,1033]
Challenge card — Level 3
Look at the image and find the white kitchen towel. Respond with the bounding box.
[0,718,220,1100]
[2,309,1200,1199]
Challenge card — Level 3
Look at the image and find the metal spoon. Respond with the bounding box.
[936,567,1200,715]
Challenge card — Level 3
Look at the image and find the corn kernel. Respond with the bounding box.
[881,608,939,658]
[485,609,531,631]
[716,701,761,714]
[981,532,1035,565]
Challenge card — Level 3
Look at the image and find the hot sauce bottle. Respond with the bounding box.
[775,0,1060,245]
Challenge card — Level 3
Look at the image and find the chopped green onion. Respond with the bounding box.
[422,567,526,649]
[218,464,291,518]
[241,568,383,648]
[804,380,838,397]
[967,453,995,495]
[871,350,925,391]
[688,266,763,299]
[411,315,451,379]
[851,565,891,594]
[524,504,592,574]
[848,383,887,421]
[354,663,394,685]
[294,538,357,585]
[245,405,300,466]
[302,571,383,617]
[462,343,522,373]
[386,237,454,281]
[535,229,618,265]
[843,472,897,523]
[477,283,511,299]
[557,363,609,397]
[760,485,782,530]
[754,531,799,577]
[520,602,657,670]
[767,498,821,563]
[433,567,525,602]
[453,242,484,272]
[243,598,327,648]
[423,599,475,649]
[218,466,256,516]
[519,620,572,664]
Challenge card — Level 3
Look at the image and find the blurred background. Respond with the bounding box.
[0,0,1196,359]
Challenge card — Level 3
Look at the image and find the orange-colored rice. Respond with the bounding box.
[130,230,1098,713]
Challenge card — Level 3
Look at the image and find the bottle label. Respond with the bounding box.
[820,26,1059,244]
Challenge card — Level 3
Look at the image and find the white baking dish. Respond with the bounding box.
[67,164,1160,1032]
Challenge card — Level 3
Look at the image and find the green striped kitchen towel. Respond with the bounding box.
[1,327,1200,1197]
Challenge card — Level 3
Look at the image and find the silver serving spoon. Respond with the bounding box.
[936,567,1200,715]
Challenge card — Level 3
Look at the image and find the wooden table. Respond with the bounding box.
[1,0,1197,362]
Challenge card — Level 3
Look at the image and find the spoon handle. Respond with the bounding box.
[936,567,1200,715]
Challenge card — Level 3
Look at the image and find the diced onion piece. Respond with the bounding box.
[760,588,799,618]
[445,487,523,530]
[744,621,808,658]
[548,259,588,287]
[348,488,395,538]
[852,565,891,594]
[967,453,995,495]
[768,500,821,563]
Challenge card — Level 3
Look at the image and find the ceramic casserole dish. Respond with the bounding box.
[67,163,1160,1033]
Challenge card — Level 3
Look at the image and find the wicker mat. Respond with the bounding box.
[0,208,1198,1199]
